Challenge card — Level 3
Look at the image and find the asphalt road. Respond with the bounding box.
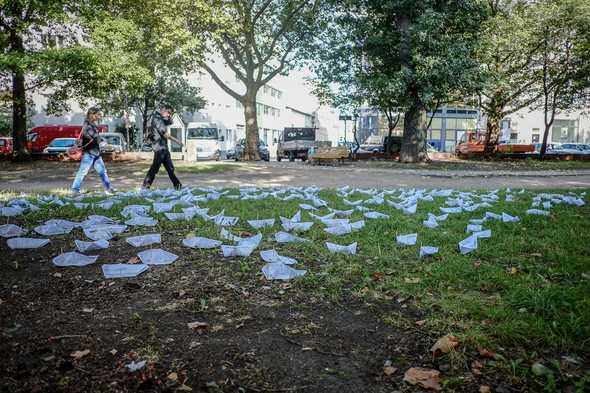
[1,160,590,193]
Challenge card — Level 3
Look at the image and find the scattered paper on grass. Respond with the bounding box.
[75,239,109,253]
[364,211,390,219]
[275,231,309,243]
[281,220,314,232]
[52,252,98,267]
[325,241,357,255]
[182,237,222,249]
[221,244,257,257]
[502,212,520,223]
[419,246,439,258]
[126,234,161,247]
[0,224,27,238]
[7,237,50,249]
[458,234,478,254]
[260,250,297,265]
[125,216,158,227]
[527,209,550,216]
[403,367,441,391]
[397,233,417,246]
[126,360,146,372]
[137,249,178,265]
[101,264,149,279]
[466,224,482,233]
[261,263,306,280]
[474,229,492,239]
[248,218,275,229]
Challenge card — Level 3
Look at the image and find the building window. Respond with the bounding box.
[510,133,518,140]
[501,119,511,129]
[430,130,441,139]
[551,119,576,142]
[532,130,540,143]
[264,105,269,115]
[445,130,456,140]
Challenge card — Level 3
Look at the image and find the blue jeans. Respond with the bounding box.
[71,153,112,192]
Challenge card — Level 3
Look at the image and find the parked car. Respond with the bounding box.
[43,138,77,155]
[235,139,270,161]
[226,147,236,160]
[561,143,590,154]
[100,132,127,154]
[27,124,108,153]
[0,137,13,156]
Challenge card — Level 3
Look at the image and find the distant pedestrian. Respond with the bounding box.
[142,104,183,190]
[71,107,115,195]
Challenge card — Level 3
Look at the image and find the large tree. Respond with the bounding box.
[312,0,486,162]
[529,0,590,157]
[0,0,150,160]
[193,0,324,160]
[477,1,545,153]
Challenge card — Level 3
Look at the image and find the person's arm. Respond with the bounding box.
[164,131,183,147]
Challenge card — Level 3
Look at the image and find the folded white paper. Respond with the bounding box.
[299,203,317,211]
[364,211,390,219]
[137,249,178,265]
[75,239,109,252]
[7,237,50,249]
[469,219,485,225]
[328,208,353,216]
[281,220,314,232]
[466,224,482,233]
[165,212,191,221]
[248,219,275,229]
[275,231,311,243]
[396,233,417,246]
[402,204,417,215]
[0,206,24,217]
[0,224,27,238]
[474,229,492,238]
[102,263,149,279]
[121,205,151,218]
[485,212,502,220]
[526,209,550,216]
[440,206,462,214]
[262,263,306,280]
[126,234,161,247]
[52,251,98,267]
[221,244,256,257]
[423,218,439,228]
[182,236,222,249]
[125,216,158,227]
[458,234,478,254]
[34,223,73,236]
[325,241,357,255]
[419,246,439,258]
[260,249,297,265]
[501,212,520,223]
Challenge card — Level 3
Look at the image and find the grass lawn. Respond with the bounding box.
[1,187,589,392]
[365,158,590,171]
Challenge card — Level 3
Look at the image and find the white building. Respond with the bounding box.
[501,108,590,145]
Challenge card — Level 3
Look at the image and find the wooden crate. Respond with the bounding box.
[311,147,350,165]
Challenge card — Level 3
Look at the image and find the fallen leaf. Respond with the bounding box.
[110,349,118,355]
[167,372,178,381]
[478,348,497,359]
[82,308,94,313]
[471,360,484,375]
[70,349,90,359]
[415,320,427,326]
[187,322,209,331]
[372,272,384,280]
[530,253,542,257]
[177,385,192,392]
[403,367,441,391]
[383,365,397,375]
[509,267,518,274]
[53,273,62,278]
[128,256,141,264]
[431,334,459,356]
[211,325,224,332]
[479,386,492,393]
[404,277,421,284]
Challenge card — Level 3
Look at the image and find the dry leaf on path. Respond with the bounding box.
[431,334,459,356]
[403,367,442,391]
[415,320,427,326]
[383,365,397,375]
[167,372,178,381]
[478,348,498,359]
[187,322,209,331]
[479,385,492,393]
[70,349,90,359]
[128,256,141,264]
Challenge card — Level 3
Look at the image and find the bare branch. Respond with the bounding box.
[260,41,296,85]
[201,63,243,101]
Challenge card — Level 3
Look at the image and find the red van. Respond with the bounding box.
[0,137,13,155]
[26,124,108,153]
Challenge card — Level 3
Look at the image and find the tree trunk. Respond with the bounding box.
[142,98,150,144]
[483,112,503,155]
[10,28,29,161]
[242,89,260,161]
[540,123,551,158]
[399,99,427,163]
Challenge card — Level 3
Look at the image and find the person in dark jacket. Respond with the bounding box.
[142,104,183,190]
[71,107,115,194]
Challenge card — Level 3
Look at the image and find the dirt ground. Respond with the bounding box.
[1,159,590,192]
[1,232,517,393]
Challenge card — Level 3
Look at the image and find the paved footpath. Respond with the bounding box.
[1,161,590,192]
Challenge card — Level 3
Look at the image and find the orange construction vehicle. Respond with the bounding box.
[455,131,534,156]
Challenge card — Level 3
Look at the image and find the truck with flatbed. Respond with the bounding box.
[276,127,331,162]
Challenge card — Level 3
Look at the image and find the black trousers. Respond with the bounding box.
[143,149,181,188]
